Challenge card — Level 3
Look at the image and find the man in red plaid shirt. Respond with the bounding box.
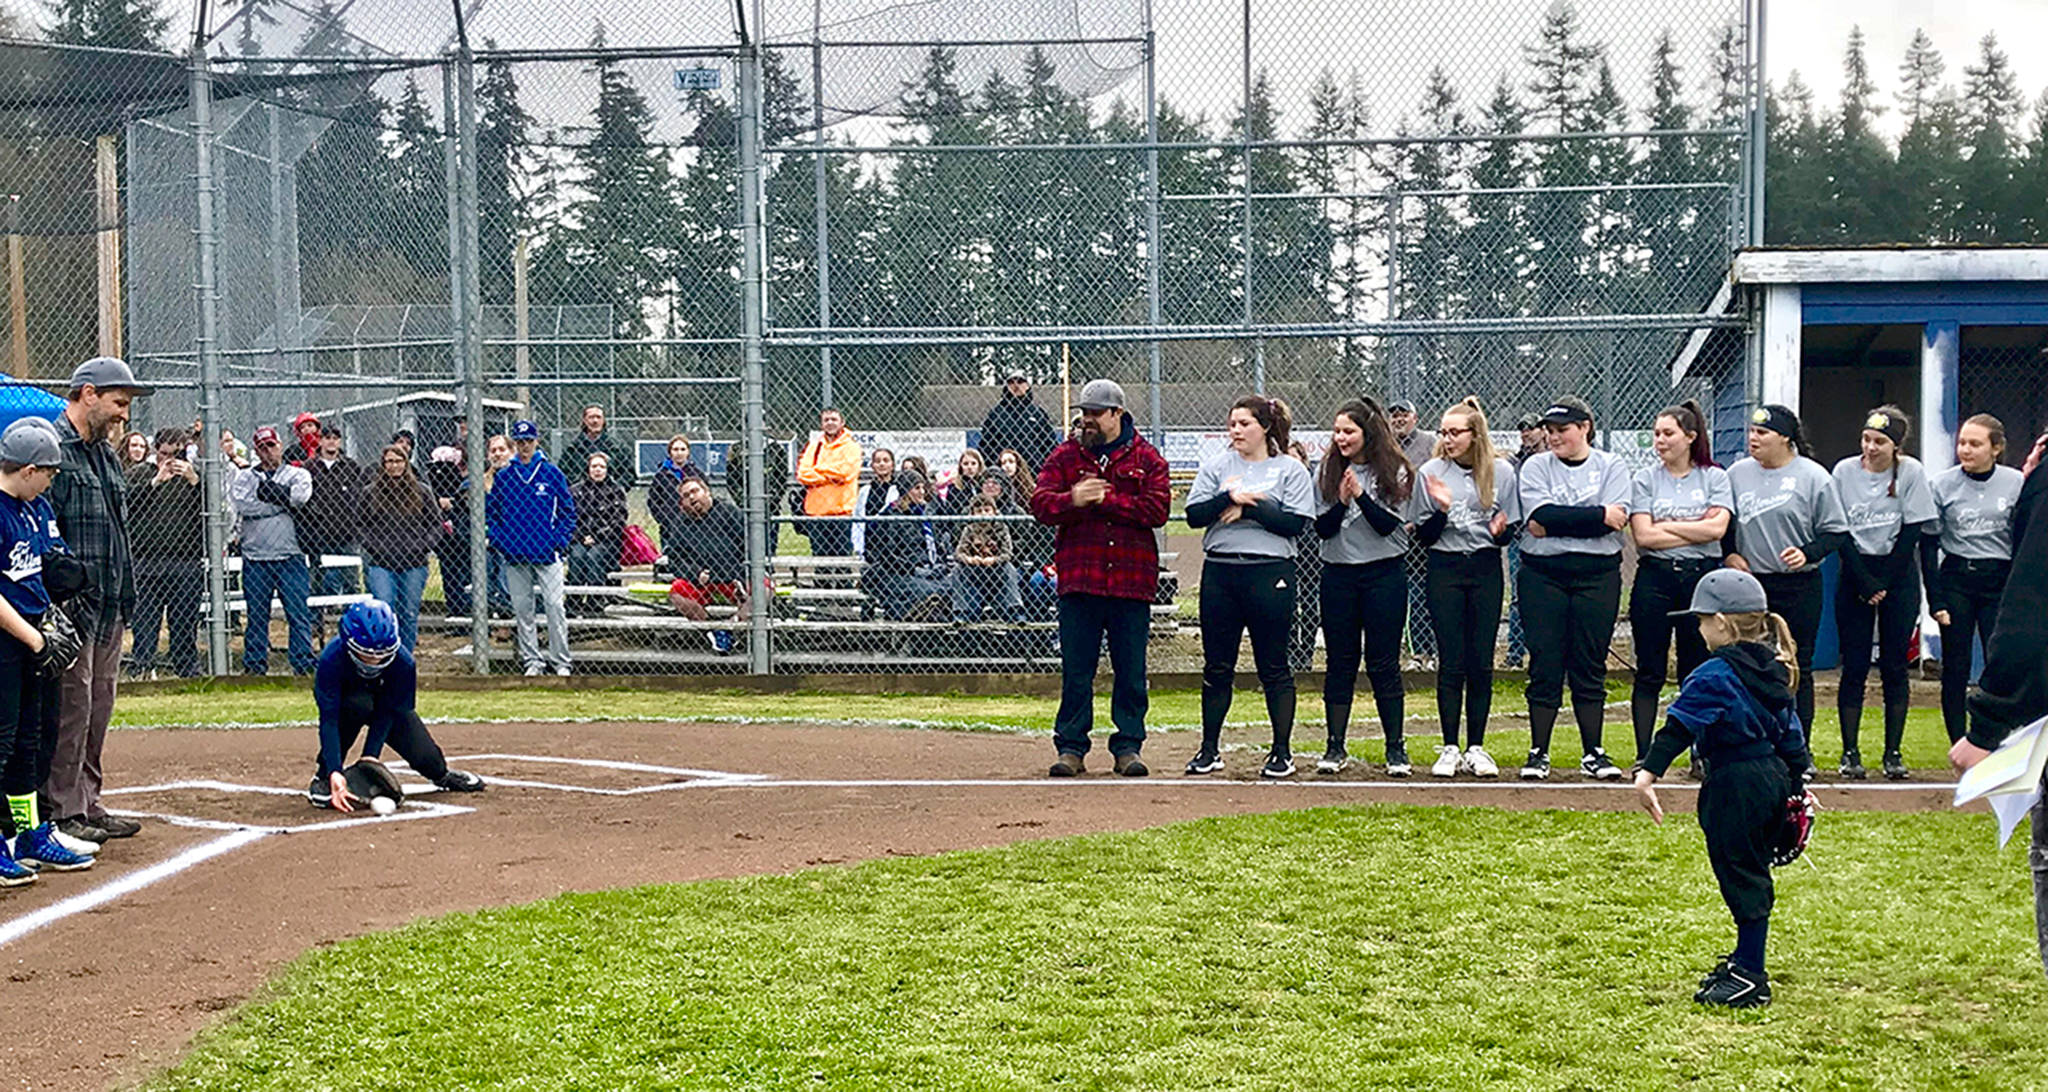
[1030,379,1172,778]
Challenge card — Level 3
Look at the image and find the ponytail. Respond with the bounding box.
[1231,394,1293,457]
[1439,396,1497,505]
[1767,611,1800,694]
[1657,399,1715,469]
[1869,403,1912,497]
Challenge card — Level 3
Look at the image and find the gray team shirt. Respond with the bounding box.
[1319,463,1426,564]
[1930,464,2024,561]
[1726,456,1850,574]
[1417,456,1520,555]
[1516,449,1631,557]
[1187,449,1318,560]
[1832,454,1938,556]
[1629,464,1734,561]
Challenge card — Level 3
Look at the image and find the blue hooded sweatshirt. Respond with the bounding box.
[485,452,577,564]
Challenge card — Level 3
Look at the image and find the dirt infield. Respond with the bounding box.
[0,719,1964,1091]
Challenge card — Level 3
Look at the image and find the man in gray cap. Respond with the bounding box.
[1028,379,1172,777]
[45,357,150,843]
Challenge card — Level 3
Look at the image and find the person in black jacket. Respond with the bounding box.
[568,452,628,615]
[360,445,443,653]
[561,405,635,486]
[126,427,204,678]
[1636,569,1811,1009]
[980,372,1058,471]
[647,435,705,561]
[300,424,366,617]
[667,476,751,653]
[1951,426,2048,977]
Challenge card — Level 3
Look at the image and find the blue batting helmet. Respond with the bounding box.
[339,599,401,677]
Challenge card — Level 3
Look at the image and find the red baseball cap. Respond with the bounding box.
[252,426,281,446]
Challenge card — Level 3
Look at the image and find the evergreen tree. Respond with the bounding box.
[1301,69,1377,381]
[1763,73,1830,244]
[1522,2,1602,318]
[1231,69,1331,380]
[1637,32,1702,309]
[41,0,167,49]
[2015,93,2048,241]
[884,46,990,388]
[1829,27,1896,242]
[1463,76,1527,322]
[1893,29,1956,242]
[386,75,448,286]
[1957,33,2022,240]
[1153,99,1237,382]
[476,45,543,306]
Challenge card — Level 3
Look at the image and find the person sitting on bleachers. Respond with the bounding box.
[666,476,749,654]
[860,469,948,622]
[567,452,627,615]
[647,435,704,558]
[951,495,1023,622]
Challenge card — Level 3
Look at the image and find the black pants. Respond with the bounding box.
[1518,554,1621,756]
[131,557,203,677]
[1426,550,1503,747]
[1756,571,1824,741]
[1936,559,2010,743]
[1201,558,1296,755]
[1629,559,1716,760]
[1835,564,1920,757]
[1321,558,1407,746]
[0,629,56,803]
[1052,593,1151,758]
[1701,757,1793,924]
[329,689,451,782]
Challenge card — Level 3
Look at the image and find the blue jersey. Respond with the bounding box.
[313,637,419,777]
[0,491,66,620]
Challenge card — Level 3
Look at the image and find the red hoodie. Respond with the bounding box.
[291,412,322,464]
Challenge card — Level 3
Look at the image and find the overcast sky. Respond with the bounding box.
[1770,1,2048,134]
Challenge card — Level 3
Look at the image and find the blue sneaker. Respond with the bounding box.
[709,630,734,655]
[14,823,94,872]
[0,837,34,887]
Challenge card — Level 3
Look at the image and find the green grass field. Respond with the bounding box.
[111,680,1965,773]
[148,805,2048,1090]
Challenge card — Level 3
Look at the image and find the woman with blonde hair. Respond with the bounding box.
[1414,397,1519,777]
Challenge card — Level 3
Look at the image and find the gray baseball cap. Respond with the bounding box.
[67,356,152,396]
[1076,379,1126,412]
[1,417,61,467]
[1672,568,1768,617]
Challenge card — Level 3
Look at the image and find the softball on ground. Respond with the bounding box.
[371,795,399,815]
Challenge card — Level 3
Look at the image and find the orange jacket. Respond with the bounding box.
[796,431,862,516]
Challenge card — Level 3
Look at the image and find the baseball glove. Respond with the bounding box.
[1773,789,1818,867]
[341,758,405,809]
[34,607,82,678]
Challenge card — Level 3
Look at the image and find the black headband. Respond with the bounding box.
[1863,409,1907,446]
[1749,404,1800,439]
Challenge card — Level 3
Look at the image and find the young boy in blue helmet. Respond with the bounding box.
[307,599,485,810]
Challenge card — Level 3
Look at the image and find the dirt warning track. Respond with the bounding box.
[0,719,1964,1091]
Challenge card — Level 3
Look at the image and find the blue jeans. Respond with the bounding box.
[951,561,1022,620]
[242,556,315,674]
[1052,593,1150,758]
[366,565,428,652]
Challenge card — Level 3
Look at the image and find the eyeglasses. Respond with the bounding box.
[1440,427,1472,438]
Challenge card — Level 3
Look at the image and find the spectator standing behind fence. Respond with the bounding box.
[487,420,576,676]
[47,358,147,844]
[851,448,898,556]
[125,428,203,680]
[647,436,704,558]
[290,412,322,465]
[668,476,750,654]
[952,496,1022,622]
[427,441,470,616]
[360,445,442,653]
[1032,379,1172,778]
[1184,396,1316,780]
[231,426,317,676]
[562,405,635,488]
[568,452,627,611]
[119,431,147,470]
[1923,414,2023,744]
[1503,411,1547,669]
[300,423,365,611]
[982,370,1058,471]
[796,408,860,557]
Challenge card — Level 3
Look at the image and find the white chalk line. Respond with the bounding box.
[0,829,268,948]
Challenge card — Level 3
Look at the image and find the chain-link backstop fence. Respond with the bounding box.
[3,0,1779,676]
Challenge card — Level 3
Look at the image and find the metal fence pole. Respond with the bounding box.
[189,38,231,676]
[1745,0,1767,247]
[739,19,772,676]
[812,1,833,409]
[267,102,290,372]
[1142,8,1163,437]
[1240,0,1263,394]
[456,46,490,675]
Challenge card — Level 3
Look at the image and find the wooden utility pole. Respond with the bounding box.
[5,195,25,378]
[95,135,124,359]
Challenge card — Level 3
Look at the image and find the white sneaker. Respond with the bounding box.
[523,663,543,677]
[50,828,99,856]
[1430,744,1460,778]
[1465,745,1500,778]
[554,663,572,677]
